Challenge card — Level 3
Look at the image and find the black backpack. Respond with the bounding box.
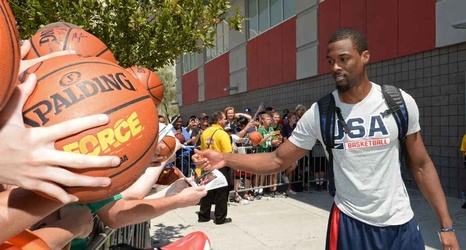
[317,84,409,196]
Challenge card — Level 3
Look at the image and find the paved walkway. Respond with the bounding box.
[150,189,466,250]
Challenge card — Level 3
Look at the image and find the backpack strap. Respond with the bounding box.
[317,93,349,197]
[381,84,409,143]
[206,129,221,149]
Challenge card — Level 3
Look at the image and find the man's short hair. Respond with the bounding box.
[211,111,224,124]
[328,27,368,55]
[237,116,249,126]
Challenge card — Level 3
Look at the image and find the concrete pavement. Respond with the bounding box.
[150,189,466,250]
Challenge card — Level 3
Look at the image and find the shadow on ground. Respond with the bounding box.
[151,223,191,248]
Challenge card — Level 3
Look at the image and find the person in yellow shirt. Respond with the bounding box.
[197,111,233,225]
[461,134,466,209]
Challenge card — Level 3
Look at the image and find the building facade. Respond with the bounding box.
[175,0,466,198]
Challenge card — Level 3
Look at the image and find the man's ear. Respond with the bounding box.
[362,50,370,65]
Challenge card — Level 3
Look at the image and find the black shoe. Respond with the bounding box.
[214,218,232,225]
[198,218,210,223]
[462,201,466,209]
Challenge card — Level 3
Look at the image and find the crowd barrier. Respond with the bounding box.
[84,143,329,249]
[87,218,151,250]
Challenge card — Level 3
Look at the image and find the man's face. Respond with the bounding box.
[262,115,271,126]
[326,38,369,92]
[218,114,227,127]
[189,118,198,127]
[272,114,280,124]
[158,117,166,125]
[201,116,209,126]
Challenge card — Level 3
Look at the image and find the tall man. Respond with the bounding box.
[192,28,459,249]
[197,111,233,225]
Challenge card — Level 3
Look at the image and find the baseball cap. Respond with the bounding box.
[198,113,209,119]
[244,108,252,113]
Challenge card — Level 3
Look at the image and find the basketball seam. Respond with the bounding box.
[100,94,156,178]
[63,28,73,51]
[95,47,110,57]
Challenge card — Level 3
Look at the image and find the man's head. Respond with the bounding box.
[295,104,306,118]
[211,111,227,127]
[244,108,252,115]
[260,113,272,127]
[198,113,209,126]
[158,115,167,125]
[224,124,232,133]
[188,115,198,127]
[271,112,280,125]
[327,27,370,92]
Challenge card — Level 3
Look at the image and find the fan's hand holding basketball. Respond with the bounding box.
[0,74,120,204]
[192,149,225,171]
[19,40,76,75]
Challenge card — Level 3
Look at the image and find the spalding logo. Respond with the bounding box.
[59,71,81,86]
[23,71,138,127]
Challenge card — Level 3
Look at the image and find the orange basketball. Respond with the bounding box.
[126,66,164,105]
[0,0,21,111]
[22,55,159,203]
[160,135,176,158]
[248,131,262,145]
[174,132,186,144]
[25,26,117,64]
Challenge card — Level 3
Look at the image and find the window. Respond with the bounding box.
[204,20,230,62]
[183,53,198,74]
[247,0,296,39]
[283,0,296,20]
[258,0,269,32]
[270,0,281,27]
[248,0,258,39]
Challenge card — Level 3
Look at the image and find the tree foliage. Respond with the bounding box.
[156,66,178,120]
[10,0,245,69]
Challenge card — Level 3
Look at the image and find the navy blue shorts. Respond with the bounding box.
[325,204,424,250]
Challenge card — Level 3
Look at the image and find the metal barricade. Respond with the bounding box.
[230,143,330,200]
[87,218,151,250]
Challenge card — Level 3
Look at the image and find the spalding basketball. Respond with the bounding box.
[175,132,186,144]
[0,0,20,111]
[25,26,117,64]
[126,66,164,105]
[159,134,176,158]
[157,123,176,159]
[248,131,262,145]
[22,55,159,203]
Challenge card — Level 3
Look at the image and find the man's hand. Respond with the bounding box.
[438,231,460,250]
[191,149,226,171]
[173,185,207,208]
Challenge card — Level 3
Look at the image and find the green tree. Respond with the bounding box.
[10,0,244,69]
[156,65,178,120]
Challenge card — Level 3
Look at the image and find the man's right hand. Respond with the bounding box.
[192,149,226,172]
